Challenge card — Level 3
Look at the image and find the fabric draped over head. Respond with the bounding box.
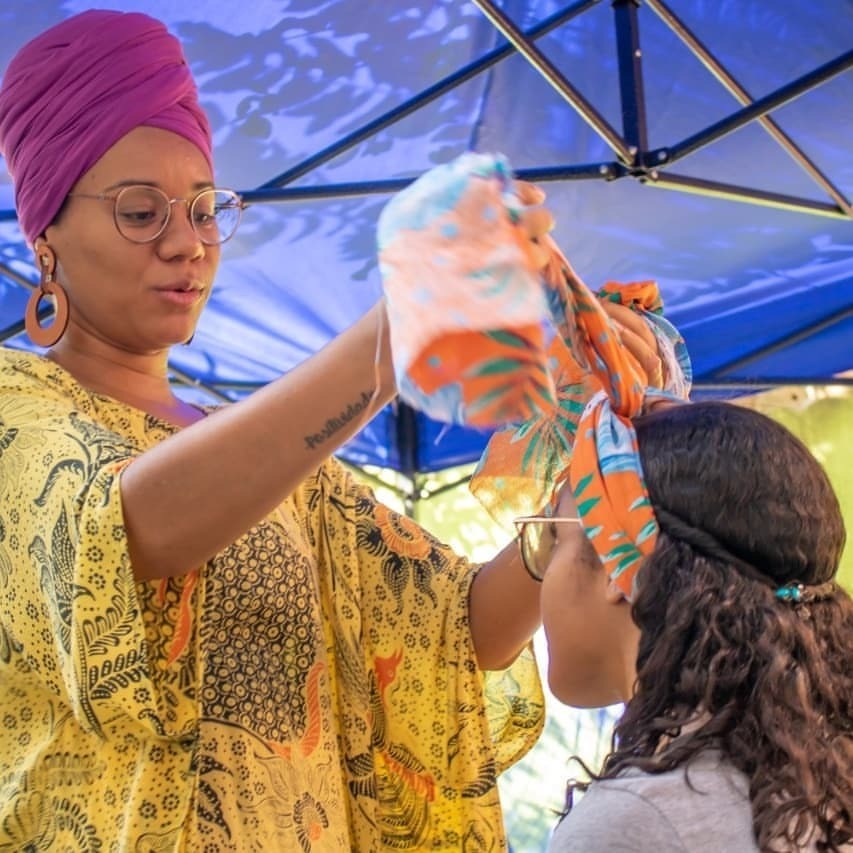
[378,153,556,427]
[377,153,692,600]
[478,244,691,599]
[0,9,213,244]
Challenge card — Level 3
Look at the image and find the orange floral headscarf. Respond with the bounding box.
[378,153,692,599]
[472,237,691,598]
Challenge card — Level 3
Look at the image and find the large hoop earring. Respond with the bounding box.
[25,261,69,347]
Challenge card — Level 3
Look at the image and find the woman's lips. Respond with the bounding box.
[155,284,204,307]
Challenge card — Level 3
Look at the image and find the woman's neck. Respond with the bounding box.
[47,337,204,427]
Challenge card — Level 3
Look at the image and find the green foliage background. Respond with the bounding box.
[348,386,852,851]
[738,386,851,590]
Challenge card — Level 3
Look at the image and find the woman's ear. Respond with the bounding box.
[32,237,55,271]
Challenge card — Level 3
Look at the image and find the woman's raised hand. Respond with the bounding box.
[515,180,665,389]
[515,180,554,270]
[599,299,665,389]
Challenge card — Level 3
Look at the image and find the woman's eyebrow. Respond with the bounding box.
[102,179,215,192]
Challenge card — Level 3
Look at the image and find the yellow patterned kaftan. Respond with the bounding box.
[0,349,543,851]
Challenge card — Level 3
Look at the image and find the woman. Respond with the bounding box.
[531,402,852,851]
[0,10,573,851]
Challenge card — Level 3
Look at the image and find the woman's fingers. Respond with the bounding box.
[519,206,554,241]
[508,184,666,389]
[600,299,657,352]
[516,182,554,270]
[515,180,546,206]
[613,321,664,388]
[510,183,666,390]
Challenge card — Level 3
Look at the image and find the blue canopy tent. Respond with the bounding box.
[1,0,851,500]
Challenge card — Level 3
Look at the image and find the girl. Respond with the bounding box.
[531,402,852,852]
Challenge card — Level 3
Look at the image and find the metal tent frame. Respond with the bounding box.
[1,0,851,497]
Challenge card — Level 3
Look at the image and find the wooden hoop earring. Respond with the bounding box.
[25,273,69,348]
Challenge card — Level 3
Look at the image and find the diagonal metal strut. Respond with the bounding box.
[470,0,633,163]
[261,0,604,190]
[645,0,852,217]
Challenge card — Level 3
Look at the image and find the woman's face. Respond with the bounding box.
[44,126,220,354]
[540,484,641,708]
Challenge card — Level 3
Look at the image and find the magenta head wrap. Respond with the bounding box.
[0,9,213,243]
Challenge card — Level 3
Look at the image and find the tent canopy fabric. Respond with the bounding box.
[1,0,851,473]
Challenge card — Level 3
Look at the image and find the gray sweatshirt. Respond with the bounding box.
[548,751,759,852]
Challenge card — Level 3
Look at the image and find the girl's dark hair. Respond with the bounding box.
[590,401,852,851]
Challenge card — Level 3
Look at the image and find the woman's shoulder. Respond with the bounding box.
[0,347,153,454]
[0,347,122,437]
[0,346,45,384]
[549,753,757,853]
[0,346,79,402]
[0,347,74,419]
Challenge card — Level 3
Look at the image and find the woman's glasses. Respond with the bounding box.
[68,185,246,246]
[513,516,582,582]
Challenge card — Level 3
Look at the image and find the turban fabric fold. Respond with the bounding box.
[0,9,212,243]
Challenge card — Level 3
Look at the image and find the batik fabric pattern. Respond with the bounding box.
[0,349,543,851]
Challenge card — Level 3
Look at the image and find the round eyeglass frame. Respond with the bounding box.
[513,515,582,582]
[68,185,246,246]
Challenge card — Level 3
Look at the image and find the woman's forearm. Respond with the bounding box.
[469,540,542,670]
[121,302,395,580]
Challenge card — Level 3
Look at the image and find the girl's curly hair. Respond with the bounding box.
[588,402,852,852]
